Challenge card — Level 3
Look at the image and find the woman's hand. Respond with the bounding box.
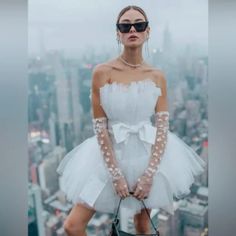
[113,176,130,198]
[133,174,153,200]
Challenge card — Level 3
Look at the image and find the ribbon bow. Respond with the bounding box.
[111,121,157,146]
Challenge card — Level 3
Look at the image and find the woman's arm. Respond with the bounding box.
[91,64,130,198]
[133,71,169,200]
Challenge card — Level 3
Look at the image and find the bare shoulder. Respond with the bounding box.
[92,63,111,78]
[105,57,123,71]
[142,63,166,87]
[92,58,123,88]
[150,68,167,89]
[92,63,112,88]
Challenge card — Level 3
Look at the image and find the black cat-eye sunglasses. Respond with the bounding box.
[116,21,149,33]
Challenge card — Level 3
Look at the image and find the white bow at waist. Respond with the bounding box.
[111,121,157,145]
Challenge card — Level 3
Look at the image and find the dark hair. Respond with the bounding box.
[116,5,149,25]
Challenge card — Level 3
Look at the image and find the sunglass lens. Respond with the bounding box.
[118,24,131,33]
[135,22,148,32]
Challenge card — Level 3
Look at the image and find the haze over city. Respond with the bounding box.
[28,0,208,57]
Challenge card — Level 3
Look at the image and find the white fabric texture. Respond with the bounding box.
[56,79,206,215]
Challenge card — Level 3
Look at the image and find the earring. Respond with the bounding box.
[145,36,150,58]
[117,37,121,54]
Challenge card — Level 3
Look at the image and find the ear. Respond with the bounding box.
[146,26,150,38]
[116,31,120,40]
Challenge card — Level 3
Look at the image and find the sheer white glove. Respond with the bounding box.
[92,117,130,198]
[133,111,169,200]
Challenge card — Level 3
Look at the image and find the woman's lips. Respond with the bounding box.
[128,35,139,40]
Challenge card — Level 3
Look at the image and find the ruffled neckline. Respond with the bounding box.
[99,78,160,91]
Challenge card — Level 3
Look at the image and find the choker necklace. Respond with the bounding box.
[119,56,144,68]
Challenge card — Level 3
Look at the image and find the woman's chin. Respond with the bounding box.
[124,42,142,48]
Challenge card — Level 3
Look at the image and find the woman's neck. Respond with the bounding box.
[120,47,143,65]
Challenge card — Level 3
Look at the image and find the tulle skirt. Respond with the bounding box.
[56,131,206,215]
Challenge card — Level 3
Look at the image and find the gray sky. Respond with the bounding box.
[28,0,208,56]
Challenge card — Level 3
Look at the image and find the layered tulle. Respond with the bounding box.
[57,131,206,215]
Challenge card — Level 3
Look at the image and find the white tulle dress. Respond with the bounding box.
[56,79,206,215]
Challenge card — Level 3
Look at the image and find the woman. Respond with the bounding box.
[57,5,206,236]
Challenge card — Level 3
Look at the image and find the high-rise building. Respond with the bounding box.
[70,66,83,143]
[170,204,181,236]
[55,76,73,150]
[185,100,201,129]
[38,147,65,196]
[45,216,60,236]
[162,24,173,58]
[194,59,208,86]
[51,52,74,151]
[44,191,73,214]
[38,27,46,59]
[179,198,208,229]
[30,163,39,184]
[196,186,208,202]
[56,227,66,236]
[28,183,45,236]
[199,141,208,186]
[49,113,57,148]
[184,225,205,236]
[158,213,171,236]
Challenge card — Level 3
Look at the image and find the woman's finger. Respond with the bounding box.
[122,189,128,198]
[133,188,140,197]
[141,193,146,200]
[124,185,130,196]
[119,191,124,198]
[125,190,130,197]
[116,187,123,197]
[120,190,126,198]
[136,191,144,200]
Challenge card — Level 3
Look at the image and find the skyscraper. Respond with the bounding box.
[28,183,45,236]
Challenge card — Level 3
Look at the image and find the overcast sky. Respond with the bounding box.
[28,0,208,56]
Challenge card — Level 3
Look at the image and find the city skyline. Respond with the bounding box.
[28,0,208,57]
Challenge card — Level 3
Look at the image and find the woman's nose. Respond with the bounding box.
[129,25,136,32]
